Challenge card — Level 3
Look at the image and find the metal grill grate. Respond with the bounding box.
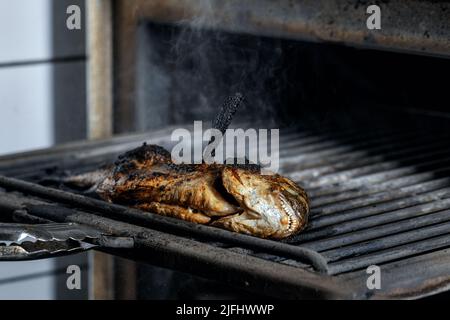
[1,109,450,298]
[273,112,450,277]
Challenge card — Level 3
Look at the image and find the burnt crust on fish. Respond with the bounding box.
[114,143,172,172]
[67,143,310,239]
[98,163,240,217]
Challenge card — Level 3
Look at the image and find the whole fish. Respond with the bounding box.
[64,143,310,239]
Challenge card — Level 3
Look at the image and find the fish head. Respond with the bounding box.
[212,166,309,239]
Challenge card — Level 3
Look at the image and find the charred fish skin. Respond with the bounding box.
[114,143,172,171]
[97,164,240,216]
[66,143,310,239]
[58,144,170,190]
[96,144,240,215]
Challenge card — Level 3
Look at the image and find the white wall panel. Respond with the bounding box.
[0,0,87,300]
[0,260,55,300]
[0,64,53,155]
[0,0,55,300]
[0,0,52,63]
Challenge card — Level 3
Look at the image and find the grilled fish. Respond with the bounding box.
[65,143,310,239]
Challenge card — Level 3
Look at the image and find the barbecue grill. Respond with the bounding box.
[2,107,450,299]
[1,0,450,299]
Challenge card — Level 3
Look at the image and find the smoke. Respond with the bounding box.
[163,2,288,128]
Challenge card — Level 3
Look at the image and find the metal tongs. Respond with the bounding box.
[0,222,134,260]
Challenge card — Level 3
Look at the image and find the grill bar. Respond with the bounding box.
[280,128,414,158]
[305,157,450,191]
[295,147,450,190]
[303,209,450,253]
[287,143,450,183]
[309,178,450,228]
[328,234,450,275]
[281,130,446,171]
[306,165,450,199]
[283,130,449,165]
[310,168,450,204]
[296,195,450,243]
[323,217,450,261]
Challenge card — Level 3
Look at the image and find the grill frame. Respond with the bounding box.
[2,109,450,299]
[112,0,450,134]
